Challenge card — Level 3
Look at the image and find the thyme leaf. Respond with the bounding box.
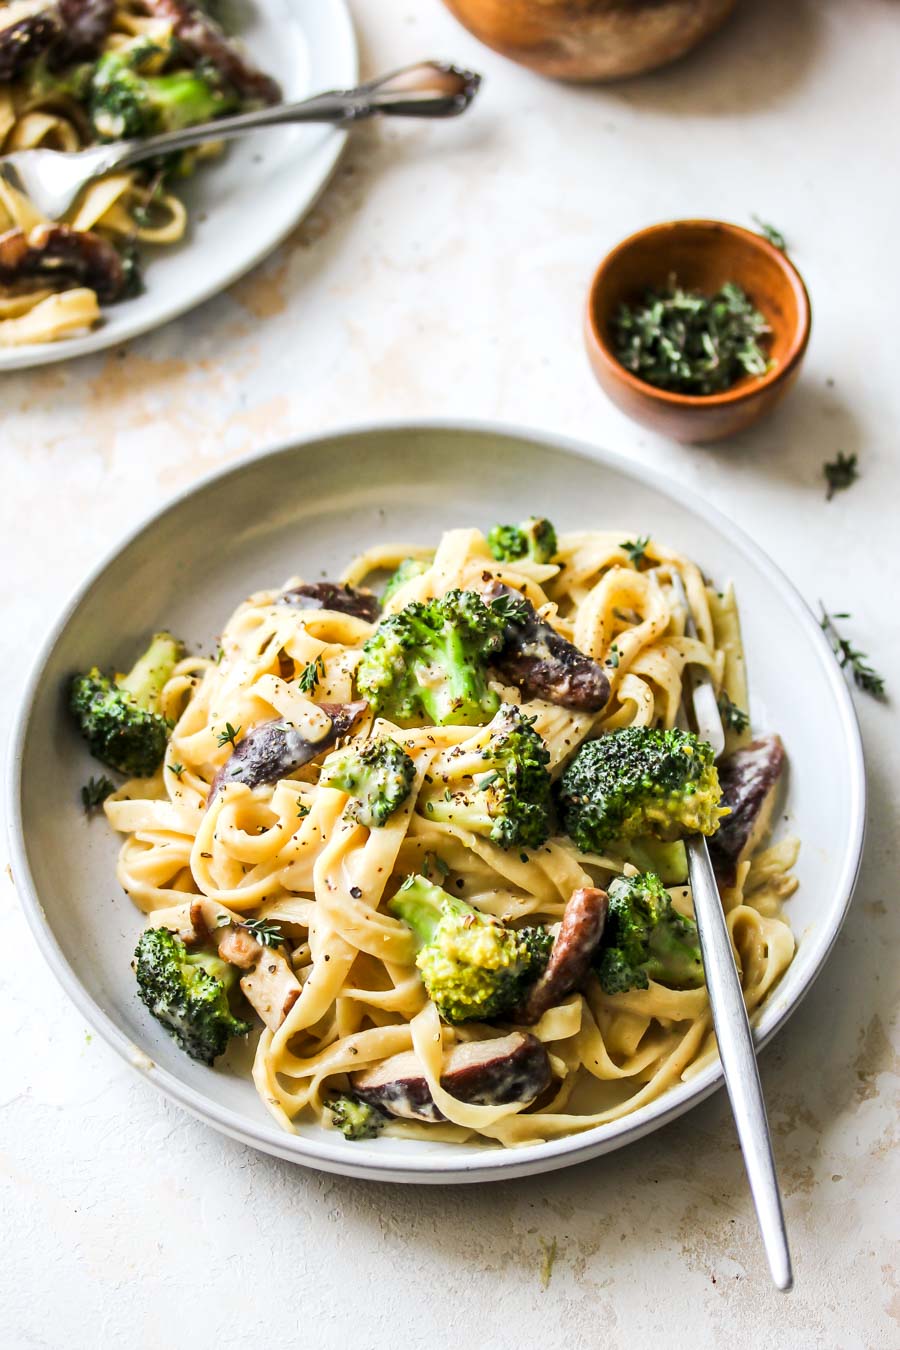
[81,775,116,812]
[215,721,241,750]
[718,692,750,733]
[819,605,886,700]
[824,451,859,501]
[297,656,326,694]
[242,918,285,948]
[752,214,788,251]
[489,594,529,624]
[621,535,649,566]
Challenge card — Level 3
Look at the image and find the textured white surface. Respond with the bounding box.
[2,0,898,1345]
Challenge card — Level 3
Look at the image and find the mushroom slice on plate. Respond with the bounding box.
[513,886,608,1025]
[279,581,380,624]
[351,1031,551,1123]
[0,225,126,302]
[139,0,282,104]
[710,734,786,879]
[210,700,368,797]
[483,582,610,712]
[218,924,300,1031]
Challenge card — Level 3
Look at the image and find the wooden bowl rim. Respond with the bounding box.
[585,219,812,409]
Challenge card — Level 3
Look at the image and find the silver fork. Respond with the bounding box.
[671,571,793,1291]
[0,60,481,222]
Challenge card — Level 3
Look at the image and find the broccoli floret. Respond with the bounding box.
[596,872,704,994]
[487,517,558,565]
[133,928,251,1064]
[327,1095,387,1141]
[23,56,95,105]
[418,704,552,850]
[356,589,508,728]
[614,837,689,885]
[320,736,416,827]
[389,874,553,1023]
[557,726,723,851]
[70,631,182,776]
[381,557,431,605]
[90,41,240,141]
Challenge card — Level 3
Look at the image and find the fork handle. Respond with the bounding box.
[686,834,793,1291]
[109,61,480,171]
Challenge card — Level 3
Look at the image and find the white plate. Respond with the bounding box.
[7,422,866,1183]
[0,0,357,371]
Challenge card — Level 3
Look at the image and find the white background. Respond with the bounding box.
[2,1,898,1346]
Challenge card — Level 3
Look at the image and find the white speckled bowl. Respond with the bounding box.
[7,422,866,1182]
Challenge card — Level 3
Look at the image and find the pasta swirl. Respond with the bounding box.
[104,526,798,1147]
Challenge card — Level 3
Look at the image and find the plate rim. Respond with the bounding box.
[0,0,358,373]
[6,418,867,1182]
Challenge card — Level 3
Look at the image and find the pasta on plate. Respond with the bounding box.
[84,523,798,1149]
[0,0,279,345]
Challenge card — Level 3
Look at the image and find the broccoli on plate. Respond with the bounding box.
[487,517,558,565]
[70,631,182,776]
[90,39,240,141]
[381,557,431,605]
[595,871,704,994]
[389,874,552,1024]
[557,726,723,852]
[418,703,552,850]
[320,736,416,828]
[356,588,508,728]
[327,1095,387,1141]
[133,927,251,1065]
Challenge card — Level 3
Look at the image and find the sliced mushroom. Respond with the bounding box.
[279,581,380,624]
[139,0,281,104]
[0,225,126,303]
[210,700,367,797]
[709,734,785,880]
[484,582,610,713]
[55,0,114,62]
[351,1032,551,1123]
[0,2,113,78]
[217,924,300,1031]
[0,12,56,81]
[513,887,608,1025]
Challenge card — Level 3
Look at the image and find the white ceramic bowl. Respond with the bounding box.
[0,0,357,371]
[7,422,866,1182]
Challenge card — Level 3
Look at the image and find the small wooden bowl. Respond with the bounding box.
[584,220,812,443]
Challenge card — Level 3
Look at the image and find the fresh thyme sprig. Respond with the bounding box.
[612,277,771,396]
[297,656,325,695]
[81,775,116,812]
[819,605,886,700]
[752,214,788,251]
[242,918,286,948]
[489,594,529,624]
[216,721,241,750]
[422,851,450,882]
[621,535,649,566]
[718,692,750,733]
[823,451,859,501]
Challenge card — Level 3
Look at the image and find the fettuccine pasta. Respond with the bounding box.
[100,524,797,1148]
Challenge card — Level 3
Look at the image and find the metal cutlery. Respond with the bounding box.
[0,60,482,222]
[671,571,793,1291]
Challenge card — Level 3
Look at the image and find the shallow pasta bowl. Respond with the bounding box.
[6,421,866,1182]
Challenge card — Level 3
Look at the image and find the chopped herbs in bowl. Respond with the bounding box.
[612,277,771,396]
[584,219,811,441]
